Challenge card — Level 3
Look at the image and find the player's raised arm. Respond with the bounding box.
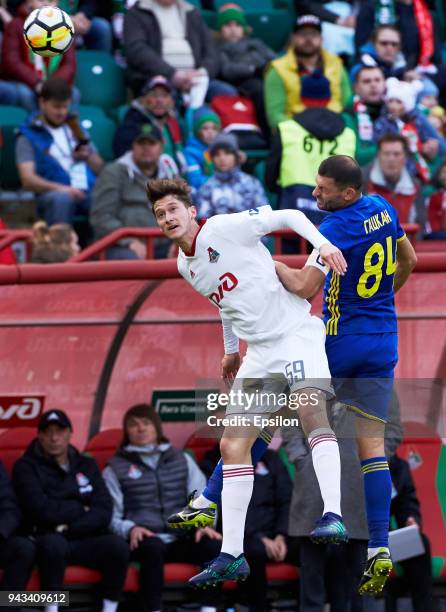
[275,248,329,299]
[393,236,417,292]
[265,209,347,275]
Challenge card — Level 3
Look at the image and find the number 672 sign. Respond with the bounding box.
[0,396,45,427]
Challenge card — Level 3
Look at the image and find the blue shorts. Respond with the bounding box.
[326,333,398,423]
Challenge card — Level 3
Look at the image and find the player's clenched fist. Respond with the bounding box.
[319,243,347,275]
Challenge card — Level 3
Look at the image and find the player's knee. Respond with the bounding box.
[220,435,250,464]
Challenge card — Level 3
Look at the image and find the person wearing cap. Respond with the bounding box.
[12,410,129,612]
[113,75,186,172]
[0,460,36,609]
[265,70,356,228]
[264,14,352,130]
[373,77,446,182]
[91,123,179,260]
[196,133,267,218]
[183,106,221,190]
[216,3,276,136]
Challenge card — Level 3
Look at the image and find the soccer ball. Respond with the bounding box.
[23,6,74,58]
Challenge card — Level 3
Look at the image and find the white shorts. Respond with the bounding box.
[226,315,333,416]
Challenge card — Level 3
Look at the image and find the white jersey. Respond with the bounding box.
[177,206,319,344]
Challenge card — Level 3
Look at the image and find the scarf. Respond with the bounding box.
[28,49,63,80]
[374,0,435,71]
[353,96,374,142]
[398,118,430,183]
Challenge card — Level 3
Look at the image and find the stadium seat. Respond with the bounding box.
[75,51,126,112]
[109,103,129,124]
[0,427,35,474]
[246,10,292,51]
[213,0,273,9]
[398,422,446,579]
[0,105,27,190]
[78,107,117,162]
[84,428,122,470]
[184,427,217,463]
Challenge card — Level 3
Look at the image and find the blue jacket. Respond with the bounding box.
[18,113,96,191]
[183,135,213,191]
[196,167,267,218]
[373,107,446,161]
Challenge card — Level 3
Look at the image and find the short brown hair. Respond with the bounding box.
[318,155,363,190]
[121,403,166,446]
[377,133,409,155]
[31,221,75,263]
[147,178,193,213]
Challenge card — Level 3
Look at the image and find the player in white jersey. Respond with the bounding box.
[148,178,348,587]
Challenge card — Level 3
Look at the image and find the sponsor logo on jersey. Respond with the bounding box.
[208,272,238,307]
[0,396,44,427]
[208,247,220,263]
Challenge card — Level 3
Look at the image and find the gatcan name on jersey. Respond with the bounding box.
[208,272,238,308]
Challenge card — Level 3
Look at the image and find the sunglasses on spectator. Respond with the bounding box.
[377,40,399,47]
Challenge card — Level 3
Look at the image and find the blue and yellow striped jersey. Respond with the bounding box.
[319,194,405,336]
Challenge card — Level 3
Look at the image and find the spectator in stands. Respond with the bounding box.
[59,0,112,53]
[282,406,369,612]
[13,410,129,612]
[16,78,104,226]
[31,220,80,263]
[184,106,221,190]
[200,443,298,612]
[387,446,434,612]
[196,133,266,218]
[124,0,235,101]
[352,25,407,81]
[0,0,78,112]
[0,460,35,606]
[265,71,356,225]
[363,134,425,227]
[374,77,445,182]
[264,14,352,130]
[216,3,275,136]
[426,159,446,240]
[342,65,386,167]
[103,403,221,612]
[91,123,179,260]
[113,75,186,172]
[294,0,356,57]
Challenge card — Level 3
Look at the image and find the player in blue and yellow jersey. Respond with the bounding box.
[275,155,417,595]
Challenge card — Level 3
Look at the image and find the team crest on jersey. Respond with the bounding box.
[190,269,196,279]
[128,464,143,479]
[208,247,220,263]
[248,208,259,216]
[76,472,93,494]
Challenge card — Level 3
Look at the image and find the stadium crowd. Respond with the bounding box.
[0,0,445,262]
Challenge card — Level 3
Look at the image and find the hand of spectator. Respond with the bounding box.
[319,243,347,275]
[55,185,86,200]
[172,70,194,91]
[73,145,92,163]
[406,516,418,527]
[112,13,124,40]
[129,526,154,550]
[272,534,287,562]
[262,536,283,561]
[421,138,439,160]
[0,7,12,26]
[221,352,241,386]
[129,239,147,259]
[72,12,91,36]
[336,15,356,28]
[194,527,222,543]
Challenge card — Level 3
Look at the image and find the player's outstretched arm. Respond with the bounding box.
[394,237,417,293]
[275,261,325,300]
[266,209,347,275]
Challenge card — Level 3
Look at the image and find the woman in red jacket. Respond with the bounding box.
[427,160,446,239]
[0,0,78,111]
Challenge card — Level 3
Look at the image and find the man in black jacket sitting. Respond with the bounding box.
[0,460,35,612]
[13,410,129,612]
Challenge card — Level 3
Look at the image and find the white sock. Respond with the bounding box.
[191,492,213,508]
[44,606,58,612]
[308,428,342,516]
[220,464,254,558]
[102,599,118,612]
[367,546,389,559]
